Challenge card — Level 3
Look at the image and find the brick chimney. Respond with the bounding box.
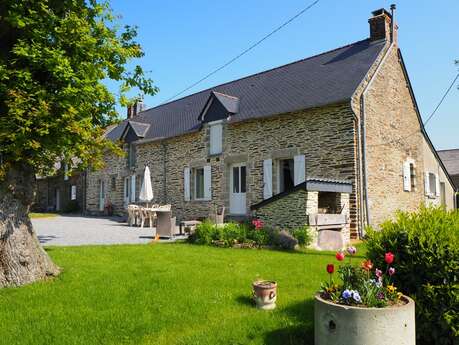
[369,7,395,41]
[126,99,145,119]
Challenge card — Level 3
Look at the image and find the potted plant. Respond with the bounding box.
[315,247,415,345]
[252,279,277,310]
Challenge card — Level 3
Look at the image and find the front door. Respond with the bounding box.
[230,163,246,215]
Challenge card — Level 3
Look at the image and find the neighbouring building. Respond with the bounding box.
[83,7,455,245]
[438,149,459,207]
[34,163,86,213]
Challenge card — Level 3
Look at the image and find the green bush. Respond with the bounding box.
[290,225,313,247]
[189,220,216,245]
[365,207,459,345]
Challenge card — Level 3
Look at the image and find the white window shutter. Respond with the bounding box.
[403,161,411,192]
[209,124,223,155]
[294,155,306,186]
[435,174,441,197]
[130,175,136,202]
[204,165,212,200]
[263,159,273,199]
[424,172,430,196]
[184,168,190,201]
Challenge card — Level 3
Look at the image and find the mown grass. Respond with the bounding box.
[29,212,59,219]
[0,243,366,345]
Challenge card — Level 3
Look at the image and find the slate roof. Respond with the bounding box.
[128,121,150,138]
[438,149,459,176]
[107,38,386,142]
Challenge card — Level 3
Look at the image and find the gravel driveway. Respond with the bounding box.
[32,215,159,246]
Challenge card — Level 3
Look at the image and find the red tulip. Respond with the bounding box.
[335,252,345,261]
[385,252,395,265]
[361,259,373,271]
[326,264,335,274]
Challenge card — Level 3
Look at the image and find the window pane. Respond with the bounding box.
[196,168,204,199]
[429,173,436,194]
[241,166,246,193]
[233,167,239,193]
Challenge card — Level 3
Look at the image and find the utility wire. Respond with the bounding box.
[368,72,459,147]
[160,0,321,104]
[423,72,459,126]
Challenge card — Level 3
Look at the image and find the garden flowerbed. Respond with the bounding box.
[188,219,313,250]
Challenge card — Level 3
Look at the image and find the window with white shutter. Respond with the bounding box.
[204,165,212,200]
[294,155,306,186]
[130,175,136,202]
[263,159,273,199]
[209,123,223,155]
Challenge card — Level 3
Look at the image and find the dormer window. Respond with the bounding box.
[209,121,223,155]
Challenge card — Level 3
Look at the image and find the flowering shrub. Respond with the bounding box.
[320,247,402,308]
[365,207,459,345]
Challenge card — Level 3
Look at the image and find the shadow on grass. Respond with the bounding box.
[235,294,254,307]
[264,299,315,345]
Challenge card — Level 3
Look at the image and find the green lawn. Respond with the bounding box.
[29,212,59,219]
[0,243,366,345]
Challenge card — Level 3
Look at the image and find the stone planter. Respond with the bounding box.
[252,280,277,310]
[314,294,415,345]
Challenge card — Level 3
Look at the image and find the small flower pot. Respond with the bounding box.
[314,294,415,345]
[252,280,277,310]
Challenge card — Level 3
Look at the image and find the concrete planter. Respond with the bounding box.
[252,280,277,310]
[314,294,415,345]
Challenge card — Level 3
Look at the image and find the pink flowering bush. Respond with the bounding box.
[320,246,401,308]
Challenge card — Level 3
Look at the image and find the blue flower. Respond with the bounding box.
[342,289,352,299]
[352,291,362,303]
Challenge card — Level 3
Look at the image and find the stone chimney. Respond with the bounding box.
[369,6,396,42]
[126,99,145,119]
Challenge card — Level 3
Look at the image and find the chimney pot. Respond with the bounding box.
[369,8,393,41]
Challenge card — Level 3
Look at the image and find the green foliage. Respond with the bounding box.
[0,1,158,179]
[189,221,297,250]
[290,225,313,247]
[365,207,459,345]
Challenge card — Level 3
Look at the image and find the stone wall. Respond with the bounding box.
[351,43,456,228]
[34,171,85,213]
[252,189,309,230]
[86,103,358,226]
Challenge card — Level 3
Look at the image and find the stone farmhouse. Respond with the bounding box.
[80,7,456,242]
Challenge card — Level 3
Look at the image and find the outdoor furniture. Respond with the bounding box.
[156,211,177,238]
[210,206,225,225]
[179,220,202,235]
[139,207,156,228]
[127,204,141,226]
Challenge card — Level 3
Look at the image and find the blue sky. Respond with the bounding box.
[108,0,459,150]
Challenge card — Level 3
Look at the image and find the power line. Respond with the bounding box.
[368,72,459,148]
[423,72,459,126]
[160,0,321,104]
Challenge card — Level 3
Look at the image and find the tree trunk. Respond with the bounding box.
[0,164,59,287]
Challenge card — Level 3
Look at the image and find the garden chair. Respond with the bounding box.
[156,211,177,238]
[127,204,141,226]
[210,206,225,225]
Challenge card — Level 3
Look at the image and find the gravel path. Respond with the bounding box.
[32,215,173,246]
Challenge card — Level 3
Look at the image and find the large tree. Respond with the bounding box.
[0,0,157,287]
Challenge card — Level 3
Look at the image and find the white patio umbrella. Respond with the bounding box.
[139,166,154,206]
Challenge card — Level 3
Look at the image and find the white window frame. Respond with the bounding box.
[193,167,206,201]
[425,171,439,198]
[208,120,223,155]
[70,185,77,200]
[403,159,415,192]
[192,166,211,201]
